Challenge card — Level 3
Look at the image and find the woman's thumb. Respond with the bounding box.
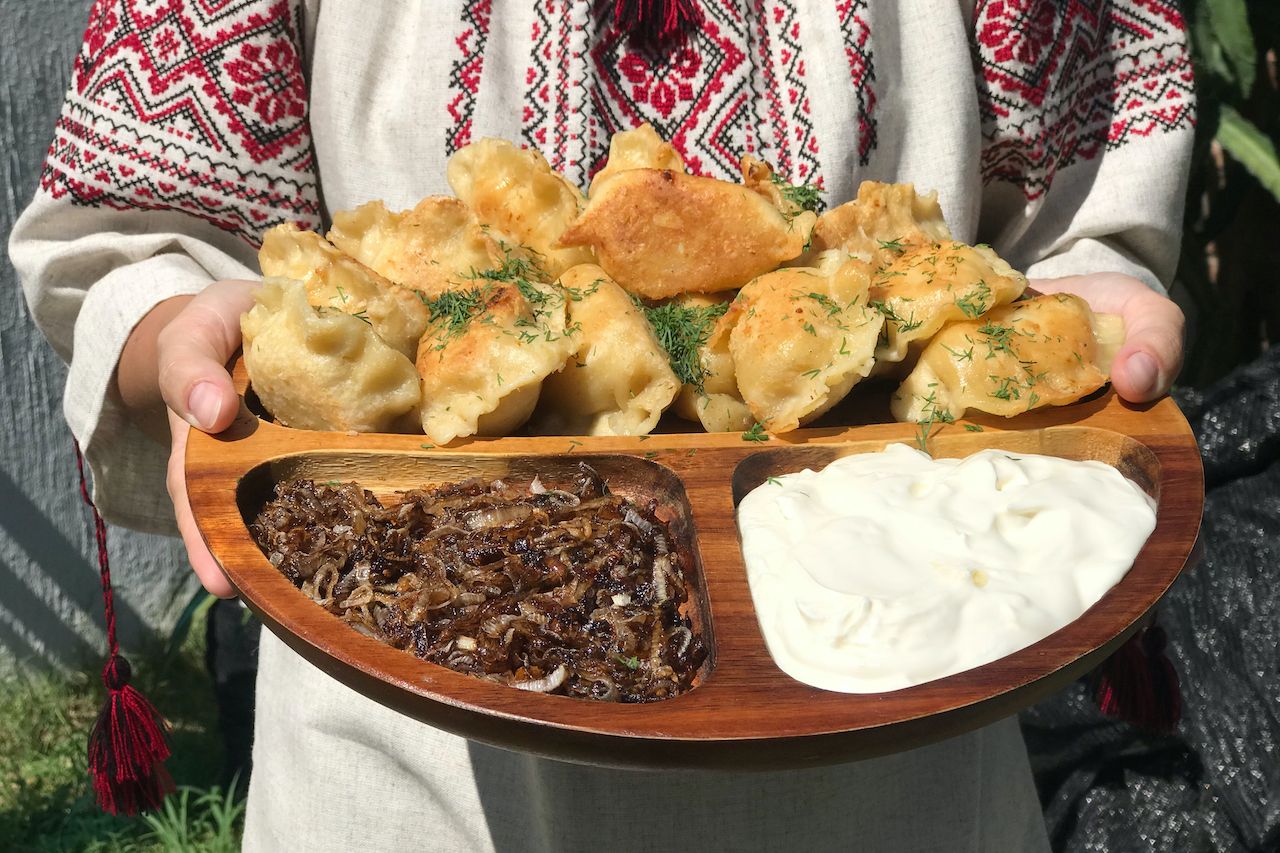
[158,279,258,433]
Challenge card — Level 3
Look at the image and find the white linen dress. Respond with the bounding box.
[11,1,1194,849]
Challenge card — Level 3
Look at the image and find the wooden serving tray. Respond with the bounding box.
[186,359,1203,770]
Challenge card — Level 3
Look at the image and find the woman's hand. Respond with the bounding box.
[120,279,259,598]
[1031,273,1185,403]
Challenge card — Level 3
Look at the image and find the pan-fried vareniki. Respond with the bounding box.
[531,265,680,436]
[588,123,685,196]
[892,294,1125,423]
[871,241,1027,363]
[416,280,575,444]
[241,278,420,433]
[560,169,813,300]
[809,181,952,271]
[447,139,595,278]
[328,197,502,297]
[658,294,754,433]
[258,224,428,359]
[730,252,884,433]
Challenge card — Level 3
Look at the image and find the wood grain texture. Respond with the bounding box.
[186,358,1204,770]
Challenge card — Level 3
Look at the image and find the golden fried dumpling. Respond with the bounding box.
[447,138,595,278]
[739,156,819,235]
[241,278,420,433]
[891,293,1125,423]
[531,265,680,436]
[327,197,501,298]
[258,224,428,358]
[589,122,685,195]
[729,251,885,433]
[416,281,574,444]
[810,181,952,271]
[664,293,753,433]
[560,169,811,300]
[871,241,1027,363]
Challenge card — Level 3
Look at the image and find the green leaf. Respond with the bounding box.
[1205,0,1257,97]
[1216,106,1280,203]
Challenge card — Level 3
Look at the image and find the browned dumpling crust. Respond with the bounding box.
[870,241,1028,362]
[559,169,812,300]
[809,181,952,271]
[892,293,1124,423]
[258,223,428,359]
[531,265,680,436]
[589,122,685,196]
[729,252,885,433]
[416,280,574,444]
[447,138,595,278]
[327,197,503,298]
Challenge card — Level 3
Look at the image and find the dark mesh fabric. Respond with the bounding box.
[1021,347,1280,853]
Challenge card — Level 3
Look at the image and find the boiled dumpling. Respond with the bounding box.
[660,293,753,433]
[871,241,1027,363]
[729,251,885,433]
[328,197,502,298]
[258,223,428,358]
[560,169,812,300]
[241,278,420,432]
[531,265,680,435]
[447,138,595,278]
[892,293,1125,423]
[589,123,685,195]
[416,280,574,444]
[809,181,952,271]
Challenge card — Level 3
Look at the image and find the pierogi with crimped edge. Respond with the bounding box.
[739,156,820,232]
[447,138,596,278]
[558,169,813,300]
[416,280,574,445]
[258,224,428,359]
[241,278,420,433]
[870,241,1028,363]
[327,197,503,298]
[665,293,754,433]
[588,122,686,196]
[891,293,1125,423]
[808,181,952,271]
[729,251,885,433]
[530,265,680,436]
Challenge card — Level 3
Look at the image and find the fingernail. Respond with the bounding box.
[1126,351,1159,397]
[186,382,222,431]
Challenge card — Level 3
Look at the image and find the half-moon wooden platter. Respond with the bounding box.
[185,357,1203,770]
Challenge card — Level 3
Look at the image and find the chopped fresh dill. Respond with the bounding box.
[641,299,731,393]
[615,654,640,670]
[420,285,497,350]
[963,424,984,432]
[687,448,697,456]
[954,280,991,319]
[638,434,651,441]
[643,451,659,459]
[335,285,349,304]
[769,172,824,215]
[567,439,583,451]
[942,343,974,362]
[802,321,817,336]
[878,237,907,252]
[766,476,783,486]
[351,310,370,324]
[802,367,821,378]
[420,443,435,449]
[870,299,923,333]
[742,422,769,442]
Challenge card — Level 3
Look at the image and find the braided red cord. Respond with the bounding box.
[75,443,174,815]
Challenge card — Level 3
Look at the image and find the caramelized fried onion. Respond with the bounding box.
[250,464,707,702]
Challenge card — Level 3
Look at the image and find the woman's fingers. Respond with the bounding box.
[166,410,236,598]
[1031,273,1185,403]
[157,279,259,433]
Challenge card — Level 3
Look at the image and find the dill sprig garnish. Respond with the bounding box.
[954,280,992,319]
[742,422,769,442]
[418,285,497,350]
[769,172,824,217]
[870,299,923,333]
[640,299,731,393]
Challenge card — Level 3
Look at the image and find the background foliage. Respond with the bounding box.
[1178,0,1280,386]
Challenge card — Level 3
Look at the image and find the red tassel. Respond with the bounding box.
[612,0,702,45]
[76,443,174,815]
[1092,621,1182,735]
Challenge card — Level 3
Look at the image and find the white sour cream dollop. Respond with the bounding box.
[736,444,1157,693]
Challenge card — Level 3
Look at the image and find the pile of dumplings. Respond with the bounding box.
[242,124,1124,444]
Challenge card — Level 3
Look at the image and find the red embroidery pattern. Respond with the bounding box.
[749,1,821,186]
[836,0,876,166]
[973,0,1194,199]
[445,0,493,154]
[39,0,319,245]
[522,0,589,175]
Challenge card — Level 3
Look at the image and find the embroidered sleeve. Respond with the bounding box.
[41,0,320,244]
[971,0,1195,289]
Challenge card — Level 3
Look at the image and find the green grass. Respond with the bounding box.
[0,602,245,851]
